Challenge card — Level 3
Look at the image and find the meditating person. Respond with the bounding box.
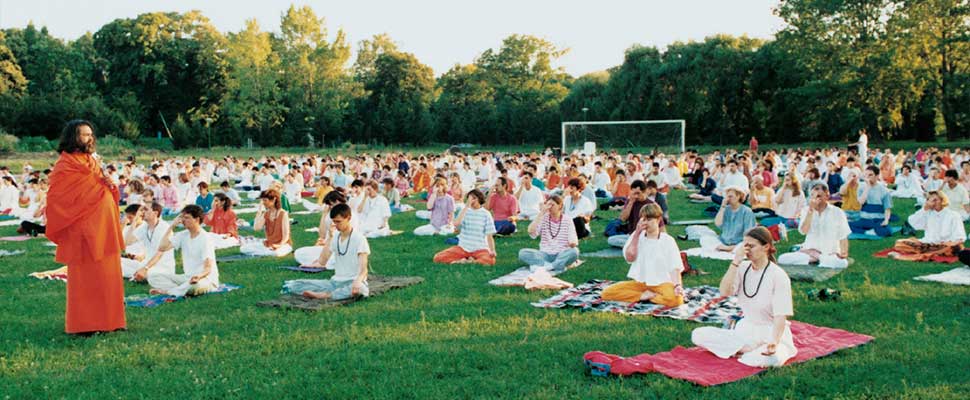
[600,203,684,306]
[893,190,966,261]
[203,193,240,249]
[414,178,455,236]
[848,166,894,237]
[839,171,861,212]
[123,202,177,282]
[381,178,409,213]
[432,189,497,265]
[486,177,519,235]
[763,174,806,227]
[120,204,146,259]
[516,171,544,220]
[286,203,370,300]
[562,177,594,239]
[357,180,393,238]
[146,205,220,297]
[599,169,632,210]
[686,187,756,253]
[294,190,360,267]
[218,180,242,205]
[195,182,214,213]
[777,183,850,269]
[691,226,797,367]
[518,195,579,273]
[748,176,775,217]
[46,119,126,334]
[240,189,292,257]
[940,169,970,221]
[605,180,655,247]
[159,175,181,215]
[892,165,924,199]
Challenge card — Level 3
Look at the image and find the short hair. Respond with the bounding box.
[639,203,663,220]
[945,169,960,180]
[124,204,141,215]
[566,177,582,190]
[322,190,347,205]
[56,119,95,154]
[329,203,352,219]
[381,177,394,186]
[367,180,379,190]
[148,202,163,216]
[197,181,209,190]
[630,180,647,191]
[466,189,486,205]
[221,181,231,188]
[865,165,880,176]
[810,183,830,194]
[351,179,364,188]
[522,171,533,179]
[181,204,205,221]
[644,180,659,190]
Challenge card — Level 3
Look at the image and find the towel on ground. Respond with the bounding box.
[124,284,243,308]
[256,275,424,311]
[913,266,970,285]
[489,260,584,288]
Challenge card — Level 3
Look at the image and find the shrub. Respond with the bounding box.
[16,136,53,152]
[135,138,175,152]
[0,133,18,154]
[96,135,134,156]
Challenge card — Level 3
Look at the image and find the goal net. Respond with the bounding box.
[561,120,685,156]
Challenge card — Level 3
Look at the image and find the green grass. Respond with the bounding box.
[1,191,969,399]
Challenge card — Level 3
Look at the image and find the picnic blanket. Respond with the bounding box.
[913,266,970,285]
[489,260,584,287]
[0,235,31,242]
[584,321,874,386]
[669,219,715,226]
[256,275,424,311]
[532,280,742,325]
[847,226,902,240]
[583,248,624,258]
[779,263,848,282]
[124,284,243,308]
[28,266,69,282]
[873,248,960,264]
[279,265,329,273]
[684,247,735,260]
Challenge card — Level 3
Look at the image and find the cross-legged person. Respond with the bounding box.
[562,178,594,239]
[516,171,544,220]
[146,205,220,297]
[203,193,240,249]
[518,195,579,273]
[692,227,797,367]
[358,180,393,238]
[848,166,894,237]
[778,183,850,268]
[414,178,455,236]
[686,187,756,253]
[123,202,176,281]
[601,203,684,307]
[295,190,358,267]
[486,177,519,235]
[240,189,292,257]
[605,180,655,247]
[433,190,497,265]
[285,204,369,300]
[893,190,966,261]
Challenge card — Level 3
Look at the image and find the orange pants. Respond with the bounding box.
[66,256,127,334]
[433,246,496,266]
[601,281,683,307]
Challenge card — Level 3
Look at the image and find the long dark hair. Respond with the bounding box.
[213,192,232,212]
[57,119,95,154]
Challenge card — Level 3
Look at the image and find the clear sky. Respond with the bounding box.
[0,0,786,76]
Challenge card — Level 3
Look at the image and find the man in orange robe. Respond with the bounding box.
[46,120,126,334]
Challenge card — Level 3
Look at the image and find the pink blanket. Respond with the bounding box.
[585,321,873,386]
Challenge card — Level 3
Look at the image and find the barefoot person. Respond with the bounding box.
[692,227,797,367]
[146,205,220,297]
[601,203,684,307]
[46,119,126,334]
[778,184,850,268]
[241,189,292,257]
[285,203,369,300]
[518,195,579,273]
[433,189,497,265]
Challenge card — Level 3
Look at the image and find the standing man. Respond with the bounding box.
[749,136,758,153]
[46,120,126,334]
[851,129,869,164]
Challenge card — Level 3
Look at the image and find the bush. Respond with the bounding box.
[96,135,134,156]
[16,136,53,152]
[0,133,18,154]
[135,138,175,152]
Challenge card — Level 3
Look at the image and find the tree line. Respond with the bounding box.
[0,1,967,149]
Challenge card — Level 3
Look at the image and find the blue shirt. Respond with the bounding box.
[195,193,214,213]
[857,182,892,220]
[720,205,757,246]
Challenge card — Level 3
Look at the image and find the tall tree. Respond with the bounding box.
[223,19,286,146]
[360,51,435,144]
[0,31,28,97]
[433,64,497,144]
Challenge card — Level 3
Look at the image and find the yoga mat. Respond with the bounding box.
[533,280,742,325]
[779,263,848,282]
[489,260,584,287]
[873,248,959,264]
[847,226,902,241]
[913,266,970,285]
[683,247,735,261]
[585,321,874,386]
[125,284,243,308]
[216,253,266,263]
[669,219,715,226]
[583,248,624,258]
[279,265,330,273]
[257,275,424,311]
[0,236,31,242]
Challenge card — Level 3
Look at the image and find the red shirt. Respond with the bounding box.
[749,137,759,152]
[205,207,238,237]
[487,193,519,221]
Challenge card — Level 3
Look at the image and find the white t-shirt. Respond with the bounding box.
[330,230,370,281]
[798,205,850,255]
[361,195,392,226]
[518,186,544,215]
[907,208,967,244]
[135,220,176,274]
[563,195,594,219]
[730,262,793,325]
[623,232,683,286]
[170,230,219,285]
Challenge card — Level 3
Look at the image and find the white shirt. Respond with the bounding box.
[563,194,594,219]
[361,195,391,228]
[798,205,850,255]
[907,208,967,244]
[135,220,176,274]
[592,171,611,191]
[730,262,793,325]
[257,174,275,191]
[940,183,970,215]
[517,186,544,215]
[720,171,749,193]
[623,232,683,286]
[330,230,370,281]
[170,230,219,285]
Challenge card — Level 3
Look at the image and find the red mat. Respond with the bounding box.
[873,248,959,263]
[585,321,873,386]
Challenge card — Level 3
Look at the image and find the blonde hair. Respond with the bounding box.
[927,190,950,207]
[639,203,663,220]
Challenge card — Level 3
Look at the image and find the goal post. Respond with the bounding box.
[560,119,686,157]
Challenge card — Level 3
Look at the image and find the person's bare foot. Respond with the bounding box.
[302,291,332,300]
[148,289,167,295]
[452,258,474,264]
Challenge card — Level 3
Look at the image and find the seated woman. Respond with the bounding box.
[432,190,497,265]
[301,176,333,213]
[562,178,595,239]
[414,178,455,236]
[381,177,411,213]
[203,193,240,249]
[146,205,221,297]
[598,170,631,210]
[848,166,894,237]
[195,182,214,213]
[778,183,850,268]
[691,226,797,367]
[686,187,757,253]
[687,168,718,202]
[601,203,684,307]
[294,190,359,267]
[240,189,292,257]
[284,204,369,300]
[761,174,805,227]
[748,176,775,217]
[892,165,924,199]
[357,180,393,238]
[518,195,579,273]
[894,190,966,261]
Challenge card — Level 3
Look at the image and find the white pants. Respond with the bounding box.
[777,251,849,269]
[518,209,540,220]
[293,246,336,268]
[240,238,292,257]
[209,232,241,250]
[147,273,218,297]
[691,318,797,367]
[414,224,454,236]
[121,257,175,279]
[300,199,324,213]
[361,224,392,238]
[415,210,432,220]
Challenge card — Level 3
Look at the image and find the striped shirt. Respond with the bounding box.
[458,207,496,252]
[530,213,578,255]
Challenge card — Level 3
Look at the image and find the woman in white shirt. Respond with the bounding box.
[600,203,684,307]
[692,226,797,368]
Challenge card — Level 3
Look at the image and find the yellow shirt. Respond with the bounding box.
[749,187,774,210]
[315,186,333,205]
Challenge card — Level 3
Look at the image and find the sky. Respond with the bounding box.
[0,0,787,77]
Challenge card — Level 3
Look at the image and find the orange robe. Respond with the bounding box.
[47,152,126,334]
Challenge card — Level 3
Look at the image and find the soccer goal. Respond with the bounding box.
[560,120,686,156]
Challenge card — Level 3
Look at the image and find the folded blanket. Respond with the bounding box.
[125,284,243,308]
[684,247,735,260]
[584,321,874,386]
[256,275,424,311]
[873,248,959,264]
[848,226,902,240]
[583,248,624,258]
[669,219,715,226]
[279,265,329,273]
[489,260,584,287]
[532,280,742,325]
[913,266,970,285]
[524,269,573,290]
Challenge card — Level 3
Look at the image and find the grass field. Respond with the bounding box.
[1,189,969,399]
